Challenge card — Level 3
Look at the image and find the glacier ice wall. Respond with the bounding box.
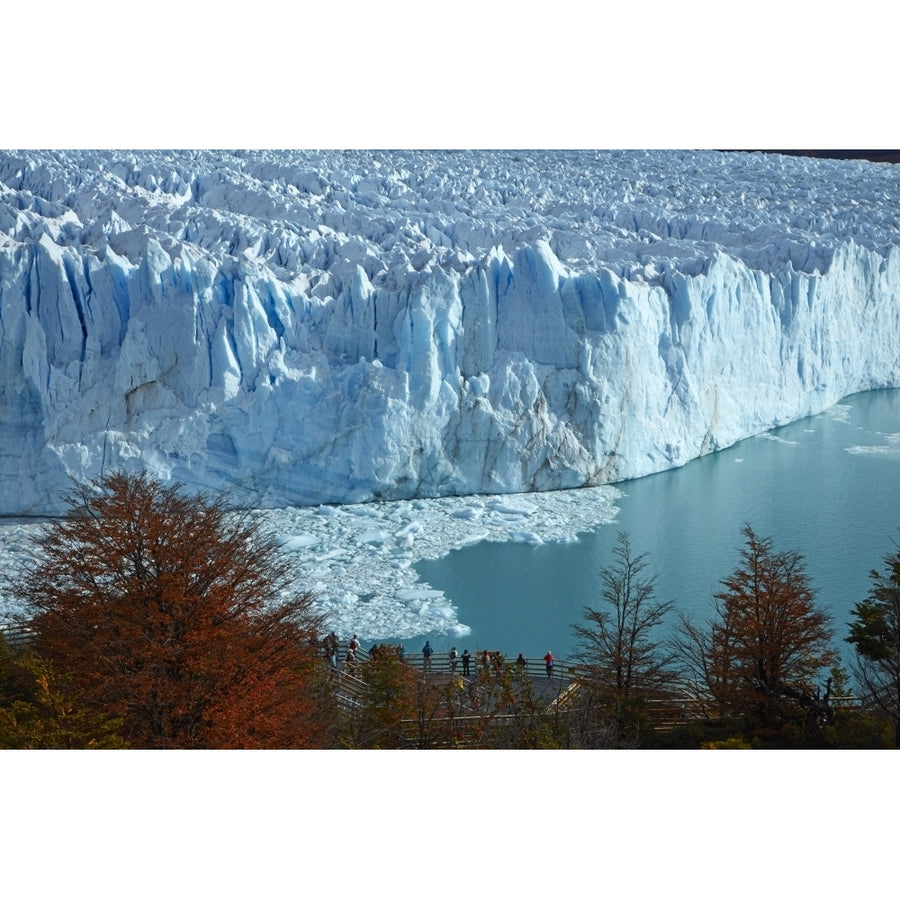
[1,149,899,514]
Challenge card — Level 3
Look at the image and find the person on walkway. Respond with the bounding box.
[462,649,471,677]
[329,632,339,667]
[543,651,554,678]
[322,632,338,667]
[481,650,491,672]
[423,640,433,671]
[346,647,357,677]
[449,646,458,673]
[516,653,527,673]
[349,634,360,653]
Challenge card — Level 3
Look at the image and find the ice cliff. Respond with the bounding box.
[1,149,899,515]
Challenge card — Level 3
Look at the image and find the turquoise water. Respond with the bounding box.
[413,389,900,667]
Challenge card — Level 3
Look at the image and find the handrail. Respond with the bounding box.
[325,641,866,723]
[387,650,577,680]
[0,622,33,649]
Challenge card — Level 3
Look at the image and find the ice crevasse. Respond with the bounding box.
[1,149,898,515]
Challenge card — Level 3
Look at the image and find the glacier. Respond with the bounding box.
[1,148,899,516]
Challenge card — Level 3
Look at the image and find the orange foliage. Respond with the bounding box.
[682,525,836,730]
[15,472,332,748]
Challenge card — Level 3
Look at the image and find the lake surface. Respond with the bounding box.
[413,388,900,668]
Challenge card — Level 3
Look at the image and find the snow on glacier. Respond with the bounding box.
[1,149,899,517]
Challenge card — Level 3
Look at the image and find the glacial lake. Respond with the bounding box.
[412,388,900,669]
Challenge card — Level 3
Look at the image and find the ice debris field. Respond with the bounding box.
[0,485,620,640]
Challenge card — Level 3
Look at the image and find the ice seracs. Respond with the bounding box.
[1,149,899,515]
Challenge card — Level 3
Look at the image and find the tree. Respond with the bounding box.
[340,645,420,748]
[0,640,126,749]
[846,540,900,746]
[676,525,837,740]
[572,532,675,741]
[9,471,334,749]
[457,662,566,749]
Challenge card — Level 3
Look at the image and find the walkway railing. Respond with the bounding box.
[393,650,577,682]
[326,641,866,732]
[0,622,32,650]
[4,626,865,731]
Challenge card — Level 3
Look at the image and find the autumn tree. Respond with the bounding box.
[9,471,335,749]
[0,639,126,749]
[846,540,900,747]
[340,649,567,749]
[675,525,837,740]
[572,532,675,741]
[453,663,566,749]
[340,645,421,748]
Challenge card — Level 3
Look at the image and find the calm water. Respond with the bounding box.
[413,389,900,667]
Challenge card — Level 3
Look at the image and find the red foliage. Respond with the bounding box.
[16,472,332,748]
[683,525,836,730]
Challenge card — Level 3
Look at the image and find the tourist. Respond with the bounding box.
[516,652,527,673]
[449,646,458,672]
[423,639,433,671]
[324,632,338,667]
[461,649,471,677]
[543,650,554,678]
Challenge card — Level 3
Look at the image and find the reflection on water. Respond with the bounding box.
[413,389,900,665]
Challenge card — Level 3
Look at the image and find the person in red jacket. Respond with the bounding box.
[543,651,554,678]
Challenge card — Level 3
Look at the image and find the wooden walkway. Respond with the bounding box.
[0,623,32,651]
[5,625,862,743]
[325,641,866,742]
[325,643,575,710]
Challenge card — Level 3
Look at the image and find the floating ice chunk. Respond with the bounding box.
[395,521,423,537]
[351,507,383,519]
[846,444,900,456]
[278,534,319,550]
[394,521,424,548]
[455,529,492,547]
[314,549,349,562]
[757,434,798,445]
[396,588,445,601]
[827,405,853,423]
[510,531,543,545]
[487,498,536,516]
